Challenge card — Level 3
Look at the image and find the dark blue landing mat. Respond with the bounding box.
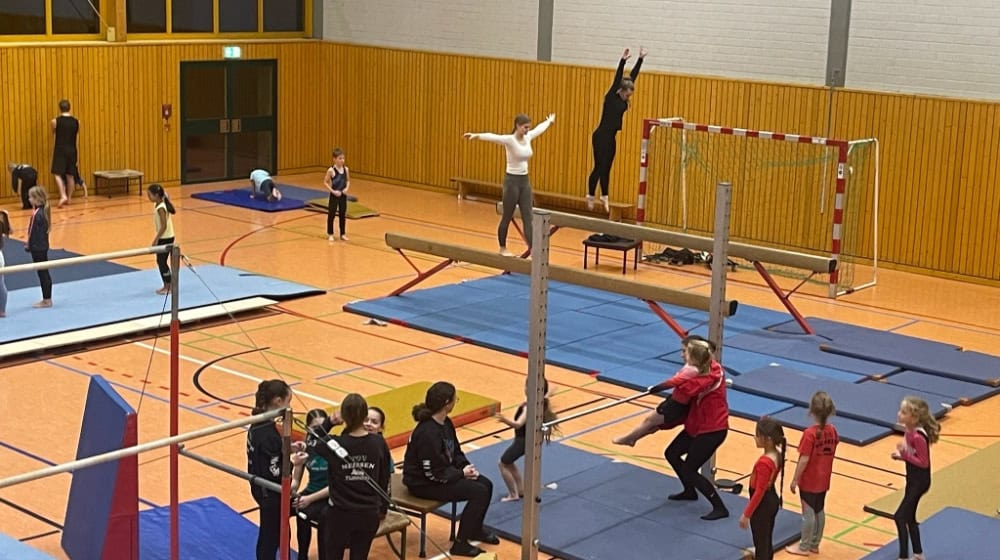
[860,507,999,560]
[140,496,300,559]
[733,366,952,428]
[773,317,962,352]
[191,188,306,212]
[658,347,866,383]
[2,238,135,291]
[452,442,799,560]
[768,406,893,445]
[725,330,898,377]
[872,370,1000,404]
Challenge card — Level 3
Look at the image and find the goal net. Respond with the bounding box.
[638,119,879,298]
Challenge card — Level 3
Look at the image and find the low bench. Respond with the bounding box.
[391,473,457,557]
[458,176,633,222]
[93,169,144,196]
[583,237,641,274]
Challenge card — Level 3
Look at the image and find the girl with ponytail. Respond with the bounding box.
[495,377,557,502]
[739,417,786,560]
[891,396,939,560]
[246,379,292,560]
[147,184,176,295]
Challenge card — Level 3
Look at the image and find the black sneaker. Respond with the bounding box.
[477,531,500,545]
[450,540,483,557]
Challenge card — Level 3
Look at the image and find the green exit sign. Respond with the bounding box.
[223,46,242,59]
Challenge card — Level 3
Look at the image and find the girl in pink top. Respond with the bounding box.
[891,396,939,560]
[612,338,713,447]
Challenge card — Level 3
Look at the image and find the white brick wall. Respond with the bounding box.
[323,0,538,60]
[551,0,831,86]
[846,0,1000,100]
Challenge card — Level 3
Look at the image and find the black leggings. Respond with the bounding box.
[327,193,347,236]
[255,494,283,560]
[749,487,780,560]
[407,475,493,541]
[30,250,52,300]
[323,507,380,560]
[664,429,728,504]
[588,129,617,197]
[297,500,328,559]
[894,471,930,559]
[155,237,174,285]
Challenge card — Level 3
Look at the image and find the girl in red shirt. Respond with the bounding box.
[787,391,839,555]
[739,417,786,560]
[892,396,939,560]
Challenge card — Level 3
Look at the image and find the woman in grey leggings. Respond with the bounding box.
[464,112,555,256]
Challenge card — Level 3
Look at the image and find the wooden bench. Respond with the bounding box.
[391,473,457,558]
[583,236,642,274]
[463,175,633,222]
[93,169,144,196]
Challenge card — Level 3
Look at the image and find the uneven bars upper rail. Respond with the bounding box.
[0,408,285,490]
[0,245,171,276]
[542,390,651,430]
[178,445,284,494]
[496,204,835,274]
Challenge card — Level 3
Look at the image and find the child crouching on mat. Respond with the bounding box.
[364,406,395,473]
[739,417,786,560]
[787,391,839,556]
[495,378,556,502]
[612,337,714,447]
[249,169,283,202]
[892,396,939,560]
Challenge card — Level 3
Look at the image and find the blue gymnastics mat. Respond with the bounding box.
[191,188,306,212]
[859,507,999,560]
[1,264,323,344]
[772,317,962,352]
[0,533,57,560]
[768,406,892,446]
[446,442,800,560]
[872,370,1000,404]
[732,366,952,428]
[823,342,1000,387]
[139,496,299,560]
[658,347,866,383]
[725,330,898,377]
[2,238,135,291]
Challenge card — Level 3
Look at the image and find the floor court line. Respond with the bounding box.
[133,342,338,406]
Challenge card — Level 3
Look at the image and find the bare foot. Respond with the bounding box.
[500,495,520,503]
[58,197,68,208]
[0,312,6,318]
[612,436,635,447]
[155,287,170,295]
[33,300,53,308]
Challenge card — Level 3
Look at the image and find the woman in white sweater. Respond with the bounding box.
[464,113,555,256]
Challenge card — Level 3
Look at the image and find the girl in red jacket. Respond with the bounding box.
[739,417,786,560]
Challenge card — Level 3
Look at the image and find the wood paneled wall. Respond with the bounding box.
[2,40,997,280]
[323,43,1000,282]
[0,40,329,193]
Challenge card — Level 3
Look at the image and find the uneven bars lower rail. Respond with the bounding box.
[542,390,651,430]
[178,445,285,494]
[0,245,172,276]
[0,408,286,490]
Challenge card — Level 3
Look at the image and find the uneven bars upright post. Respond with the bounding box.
[703,181,732,483]
[279,407,292,560]
[521,210,551,560]
[169,244,181,560]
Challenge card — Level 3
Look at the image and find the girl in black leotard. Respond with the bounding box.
[50,99,80,207]
[587,47,647,212]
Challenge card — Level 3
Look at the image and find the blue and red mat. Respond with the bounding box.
[442,442,799,559]
[345,274,1000,445]
[859,507,998,559]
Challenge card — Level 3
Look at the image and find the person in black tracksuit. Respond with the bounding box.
[587,47,647,212]
[308,393,391,560]
[247,380,293,560]
[403,382,499,557]
[9,163,37,210]
[26,186,53,308]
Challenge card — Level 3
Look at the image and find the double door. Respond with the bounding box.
[180,60,277,183]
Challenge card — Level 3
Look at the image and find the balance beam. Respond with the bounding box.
[385,233,737,333]
[497,204,826,334]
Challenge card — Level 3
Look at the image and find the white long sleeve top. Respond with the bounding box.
[470,116,554,175]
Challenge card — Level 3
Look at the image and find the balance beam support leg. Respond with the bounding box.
[389,253,455,297]
[646,300,689,338]
[752,261,814,334]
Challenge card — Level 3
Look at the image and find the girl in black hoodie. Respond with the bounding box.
[403,382,499,557]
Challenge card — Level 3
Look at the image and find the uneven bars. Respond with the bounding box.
[0,245,170,276]
[0,408,286,490]
[542,390,651,430]
[178,444,284,494]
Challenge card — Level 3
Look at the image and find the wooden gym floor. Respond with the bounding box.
[0,173,998,559]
